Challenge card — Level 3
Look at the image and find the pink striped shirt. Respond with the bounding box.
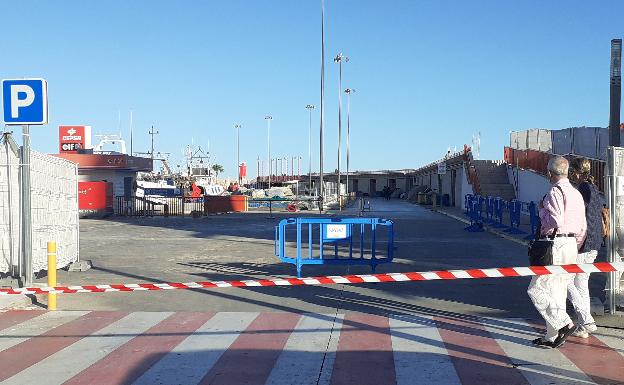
[539,178,587,248]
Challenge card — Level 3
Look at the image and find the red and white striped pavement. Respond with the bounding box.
[0,310,622,385]
[1,262,623,296]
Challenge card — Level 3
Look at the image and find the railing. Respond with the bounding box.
[248,197,323,217]
[114,196,204,217]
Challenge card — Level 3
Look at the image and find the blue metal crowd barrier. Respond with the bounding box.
[464,194,536,235]
[492,198,507,228]
[464,195,485,232]
[485,196,495,223]
[504,200,525,234]
[526,201,540,240]
[275,217,395,277]
[464,194,473,215]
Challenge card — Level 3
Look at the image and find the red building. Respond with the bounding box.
[53,126,153,216]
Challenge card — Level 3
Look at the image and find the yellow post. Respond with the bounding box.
[47,241,57,311]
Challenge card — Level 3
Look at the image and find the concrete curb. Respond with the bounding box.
[432,208,529,247]
[0,295,33,310]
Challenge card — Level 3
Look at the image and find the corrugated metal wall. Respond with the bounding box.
[0,141,78,275]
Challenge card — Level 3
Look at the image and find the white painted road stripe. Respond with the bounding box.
[2,312,171,385]
[480,318,594,385]
[390,315,462,385]
[0,311,87,353]
[133,312,258,385]
[314,314,345,385]
[266,314,342,385]
[594,328,624,359]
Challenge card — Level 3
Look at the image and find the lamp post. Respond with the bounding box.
[334,53,348,210]
[305,104,315,194]
[319,0,326,208]
[265,116,272,188]
[344,88,355,198]
[235,124,242,184]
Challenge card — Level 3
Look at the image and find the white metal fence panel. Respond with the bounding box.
[0,141,20,275]
[29,151,79,272]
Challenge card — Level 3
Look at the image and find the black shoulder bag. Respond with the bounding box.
[527,186,565,266]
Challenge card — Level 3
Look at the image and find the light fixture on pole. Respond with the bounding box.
[265,116,273,188]
[305,104,315,194]
[344,88,355,198]
[334,53,348,210]
[235,124,242,184]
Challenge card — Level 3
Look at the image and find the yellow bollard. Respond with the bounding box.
[47,241,57,311]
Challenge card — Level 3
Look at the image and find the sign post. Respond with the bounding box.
[2,78,48,285]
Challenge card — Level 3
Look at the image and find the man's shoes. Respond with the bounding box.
[552,324,578,348]
[583,323,597,333]
[572,328,589,338]
[532,337,554,348]
[573,322,597,339]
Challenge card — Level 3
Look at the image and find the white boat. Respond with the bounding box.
[193,175,224,196]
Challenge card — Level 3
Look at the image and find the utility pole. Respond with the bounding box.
[608,39,622,315]
[319,0,325,208]
[149,125,159,161]
[306,104,315,194]
[235,124,242,184]
[129,110,134,156]
[334,53,348,210]
[610,39,622,147]
[345,88,355,199]
[265,116,272,188]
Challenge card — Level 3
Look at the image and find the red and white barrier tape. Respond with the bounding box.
[2,262,623,296]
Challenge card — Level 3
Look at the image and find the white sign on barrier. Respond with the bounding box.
[438,162,446,175]
[326,224,347,239]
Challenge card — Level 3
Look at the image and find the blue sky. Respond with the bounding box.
[1,1,622,178]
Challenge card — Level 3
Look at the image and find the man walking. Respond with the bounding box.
[528,156,587,348]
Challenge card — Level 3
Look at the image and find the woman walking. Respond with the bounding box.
[568,158,603,338]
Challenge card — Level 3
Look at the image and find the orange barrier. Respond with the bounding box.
[204,196,248,214]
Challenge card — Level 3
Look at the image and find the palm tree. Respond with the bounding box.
[211,164,224,177]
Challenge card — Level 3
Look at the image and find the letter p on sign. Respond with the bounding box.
[2,79,48,125]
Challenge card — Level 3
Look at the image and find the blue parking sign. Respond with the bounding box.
[2,78,48,125]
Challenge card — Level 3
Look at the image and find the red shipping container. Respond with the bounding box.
[78,182,113,213]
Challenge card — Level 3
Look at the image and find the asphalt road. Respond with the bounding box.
[34,198,542,318]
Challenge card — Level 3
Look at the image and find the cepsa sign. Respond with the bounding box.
[59,125,92,153]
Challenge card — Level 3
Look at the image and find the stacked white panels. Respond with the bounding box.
[551,127,573,155]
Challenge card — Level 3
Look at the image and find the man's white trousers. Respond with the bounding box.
[527,237,577,342]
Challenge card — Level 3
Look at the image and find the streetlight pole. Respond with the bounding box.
[306,104,315,194]
[334,53,348,210]
[344,88,355,199]
[265,116,272,188]
[319,0,326,208]
[235,124,241,184]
